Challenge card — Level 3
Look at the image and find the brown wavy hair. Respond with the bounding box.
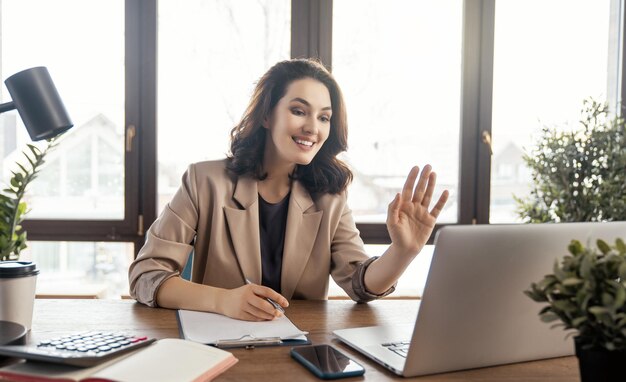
[227,58,352,196]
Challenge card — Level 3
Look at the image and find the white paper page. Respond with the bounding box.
[178,310,308,344]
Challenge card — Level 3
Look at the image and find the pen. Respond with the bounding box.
[245,279,285,314]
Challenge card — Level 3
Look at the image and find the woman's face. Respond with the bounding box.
[263,78,332,170]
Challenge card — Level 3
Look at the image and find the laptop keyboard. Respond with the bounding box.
[382,341,410,358]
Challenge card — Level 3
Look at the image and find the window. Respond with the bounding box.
[489,0,612,223]
[1,1,624,299]
[20,241,134,299]
[157,0,291,213]
[0,0,138,298]
[332,0,462,224]
[328,244,434,298]
[0,0,125,220]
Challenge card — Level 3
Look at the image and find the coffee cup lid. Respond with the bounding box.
[0,261,40,278]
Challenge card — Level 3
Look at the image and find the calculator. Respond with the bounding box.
[0,331,156,367]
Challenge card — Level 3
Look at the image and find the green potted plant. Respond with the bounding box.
[0,137,61,261]
[525,238,626,381]
[515,98,626,222]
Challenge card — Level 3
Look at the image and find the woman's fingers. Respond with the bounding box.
[245,284,287,320]
[246,299,279,320]
[386,193,401,225]
[396,165,448,219]
[401,164,433,205]
[429,190,450,218]
[402,166,420,201]
[252,285,289,308]
[421,171,436,208]
[240,311,266,322]
[411,165,432,203]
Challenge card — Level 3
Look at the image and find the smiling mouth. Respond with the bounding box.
[293,137,315,147]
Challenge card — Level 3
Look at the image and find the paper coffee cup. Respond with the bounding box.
[0,261,39,330]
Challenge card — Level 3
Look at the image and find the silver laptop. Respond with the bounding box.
[334,222,626,377]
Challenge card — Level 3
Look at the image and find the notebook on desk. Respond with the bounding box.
[333,222,626,377]
[177,309,310,348]
[0,338,238,382]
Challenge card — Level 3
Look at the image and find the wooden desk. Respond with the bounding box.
[36,283,108,299]
[29,299,580,381]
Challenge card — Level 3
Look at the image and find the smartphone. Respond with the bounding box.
[290,345,365,379]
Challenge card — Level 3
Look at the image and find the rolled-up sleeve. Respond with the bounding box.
[352,256,395,302]
[128,165,199,307]
[329,195,396,302]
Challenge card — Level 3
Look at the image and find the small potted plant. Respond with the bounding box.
[0,138,60,261]
[525,238,626,381]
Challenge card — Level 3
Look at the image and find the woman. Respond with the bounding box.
[129,58,448,321]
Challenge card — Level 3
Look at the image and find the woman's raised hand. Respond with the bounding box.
[386,165,449,257]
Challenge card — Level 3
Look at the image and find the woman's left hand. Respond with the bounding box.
[386,165,449,257]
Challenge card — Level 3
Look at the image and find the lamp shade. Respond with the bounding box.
[4,67,73,141]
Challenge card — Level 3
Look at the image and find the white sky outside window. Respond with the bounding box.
[490,0,611,223]
[0,0,125,220]
[332,0,462,224]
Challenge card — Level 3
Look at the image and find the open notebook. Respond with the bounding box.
[0,338,238,382]
[177,309,310,348]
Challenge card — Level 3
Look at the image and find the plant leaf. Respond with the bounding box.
[597,239,611,254]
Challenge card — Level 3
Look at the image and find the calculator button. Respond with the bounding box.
[0,331,156,367]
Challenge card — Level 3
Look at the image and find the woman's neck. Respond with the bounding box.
[260,141,296,203]
[258,173,292,204]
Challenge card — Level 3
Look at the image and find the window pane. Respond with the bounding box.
[0,0,125,220]
[332,0,461,223]
[20,241,134,299]
[328,244,433,298]
[490,1,612,223]
[157,0,290,212]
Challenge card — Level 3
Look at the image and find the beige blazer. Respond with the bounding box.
[129,159,392,307]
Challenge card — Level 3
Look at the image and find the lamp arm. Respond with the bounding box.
[0,101,16,114]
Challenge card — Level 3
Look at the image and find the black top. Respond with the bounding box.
[258,193,290,293]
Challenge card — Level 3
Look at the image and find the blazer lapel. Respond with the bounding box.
[223,176,262,285]
[281,181,323,300]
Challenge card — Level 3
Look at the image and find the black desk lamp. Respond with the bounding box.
[0,67,73,346]
[0,66,73,141]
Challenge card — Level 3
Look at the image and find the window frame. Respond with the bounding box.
[22,0,156,253]
[20,0,626,253]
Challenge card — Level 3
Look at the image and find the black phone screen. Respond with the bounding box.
[291,345,364,375]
